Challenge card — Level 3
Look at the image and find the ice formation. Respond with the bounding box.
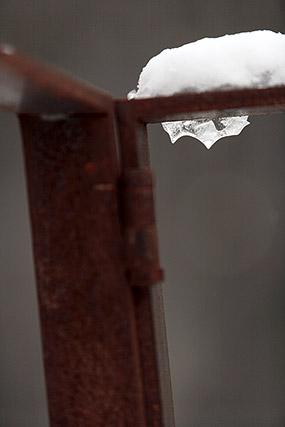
[128,30,285,148]
[162,116,250,149]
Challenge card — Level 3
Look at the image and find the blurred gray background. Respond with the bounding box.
[0,1,285,426]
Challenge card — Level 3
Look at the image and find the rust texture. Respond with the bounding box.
[0,43,111,114]
[19,113,147,426]
[121,167,164,287]
[116,85,285,124]
[116,101,171,427]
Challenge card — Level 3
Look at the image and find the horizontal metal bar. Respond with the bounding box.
[0,43,112,114]
[116,86,285,124]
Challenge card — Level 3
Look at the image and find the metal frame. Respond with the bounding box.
[0,44,284,426]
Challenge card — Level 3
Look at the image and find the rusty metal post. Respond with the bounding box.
[19,113,149,426]
[0,46,149,426]
[116,100,175,427]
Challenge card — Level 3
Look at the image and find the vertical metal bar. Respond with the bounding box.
[19,112,147,426]
[116,101,175,427]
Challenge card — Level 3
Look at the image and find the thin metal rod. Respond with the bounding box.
[116,86,285,124]
[116,101,175,426]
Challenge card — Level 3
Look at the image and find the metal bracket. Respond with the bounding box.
[121,167,164,287]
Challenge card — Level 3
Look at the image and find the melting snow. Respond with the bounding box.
[128,30,285,148]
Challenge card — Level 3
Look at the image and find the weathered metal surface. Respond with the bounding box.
[19,113,147,426]
[0,45,171,426]
[116,85,285,124]
[121,167,163,287]
[116,100,174,427]
[0,43,111,114]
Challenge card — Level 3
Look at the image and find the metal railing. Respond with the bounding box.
[0,44,284,426]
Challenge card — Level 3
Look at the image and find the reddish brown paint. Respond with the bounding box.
[84,162,97,176]
[121,167,164,287]
[117,86,285,124]
[116,100,166,426]
[20,113,147,426]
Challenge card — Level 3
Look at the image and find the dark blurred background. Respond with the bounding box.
[0,1,284,426]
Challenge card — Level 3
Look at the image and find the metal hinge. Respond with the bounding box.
[120,167,164,287]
